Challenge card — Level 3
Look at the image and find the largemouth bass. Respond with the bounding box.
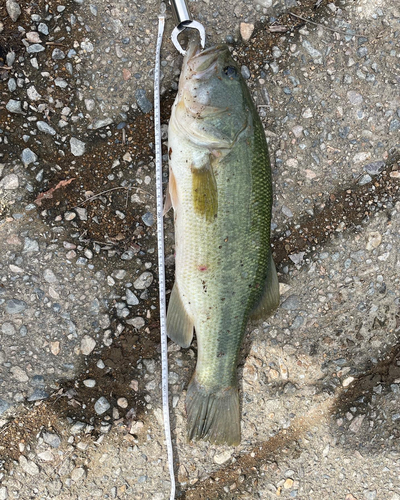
[166,40,279,446]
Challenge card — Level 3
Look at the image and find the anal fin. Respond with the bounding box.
[167,283,194,348]
[250,250,280,321]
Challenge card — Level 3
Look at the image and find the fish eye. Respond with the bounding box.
[223,66,238,79]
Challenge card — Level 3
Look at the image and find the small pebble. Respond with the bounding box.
[94,397,111,415]
[27,44,45,54]
[70,137,86,156]
[241,65,251,80]
[21,148,38,165]
[133,271,153,290]
[37,121,56,135]
[80,335,96,355]
[6,0,21,21]
[0,174,19,190]
[240,22,254,41]
[83,379,96,388]
[135,89,152,113]
[366,232,382,250]
[6,99,23,114]
[19,456,40,476]
[214,450,233,464]
[117,397,128,408]
[92,117,113,129]
[52,48,65,60]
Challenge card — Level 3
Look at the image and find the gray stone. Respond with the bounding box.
[0,174,19,190]
[241,65,251,79]
[281,205,293,218]
[75,207,88,220]
[81,41,94,52]
[43,268,58,283]
[133,271,153,290]
[70,421,86,434]
[27,44,45,54]
[141,212,154,227]
[364,161,385,175]
[38,22,49,35]
[22,148,38,165]
[85,98,95,111]
[27,85,41,101]
[6,0,21,21]
[37,121,56,135]
[27,389,49,401]
[281,295,300,310]
[6,50,15,66]
[135,89,152,113]
[52,48,65,60]
[6,99,23,114]
[302,40,322,61]
[55,78,68,88]
[23,237,39,252]
[19,455,40,475]
[126,317,145,329]
[11,366,29,382]
[70,137,86,156]
[2,322,16,335]
[389,119,400,132]
[8,78,17,92]
[92,118,113,129]
[6,299,27,314]
[0,399,10,415]
[347,90,363,105]
[126,288,139,306]
[358,174,372,185]
[94,397,111,415]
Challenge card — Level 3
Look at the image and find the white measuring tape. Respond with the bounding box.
[153,6,176,500]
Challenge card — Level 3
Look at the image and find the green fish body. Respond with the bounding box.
[167,41,279,446]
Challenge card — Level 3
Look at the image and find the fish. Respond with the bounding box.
[166,39,280,446]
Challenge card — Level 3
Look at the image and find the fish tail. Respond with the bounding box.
[186,376,240,446]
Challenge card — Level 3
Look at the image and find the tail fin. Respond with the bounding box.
[186,377,240,446]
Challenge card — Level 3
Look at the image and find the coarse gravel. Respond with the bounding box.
[0,0,399,498]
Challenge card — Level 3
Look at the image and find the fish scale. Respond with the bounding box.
[167,40,279,445]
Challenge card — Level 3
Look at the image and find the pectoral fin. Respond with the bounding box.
[250,250,280,320]
[167,283,194,348]
[191,158,218,222]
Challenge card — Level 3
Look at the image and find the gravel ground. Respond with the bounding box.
[0,0,399,498]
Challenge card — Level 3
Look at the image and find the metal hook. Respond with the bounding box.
[169,0,206,55]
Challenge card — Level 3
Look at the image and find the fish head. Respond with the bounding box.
[173,42,252,149]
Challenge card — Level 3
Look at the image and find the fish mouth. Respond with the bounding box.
[184,42,230,80]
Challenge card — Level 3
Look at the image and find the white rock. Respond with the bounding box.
[80,335,96,355]
[71,467,86,481]
[214,450,233,464]
[6,0,21,22]
[0,174,19,190]
[19,455,40,475]
[366,232,382,251]
[342,376,355,387]
[37,451,54,461]
[70,137,86,156]
[349,414,365,433]
[43,268,58,283]
[240,22,254,42]
[27,85,41,101]
[302,107,313,119]
[353,152,371,163]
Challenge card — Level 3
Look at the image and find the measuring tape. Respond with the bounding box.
[153,6,176,500]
